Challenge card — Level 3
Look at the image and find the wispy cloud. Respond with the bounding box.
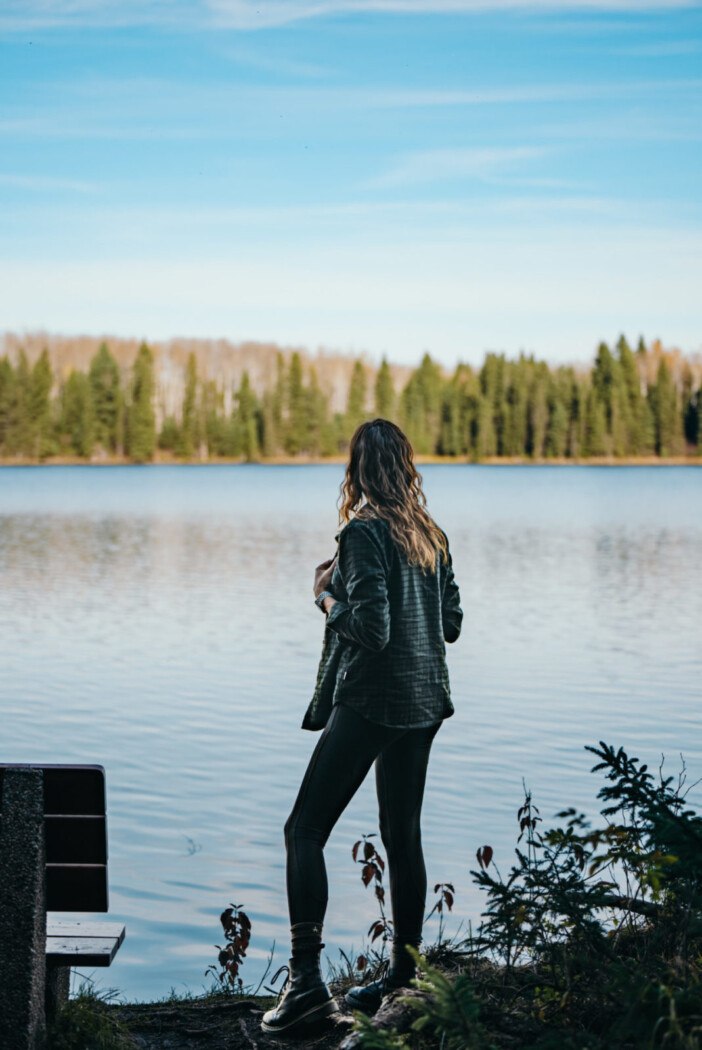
[207,0,702,32]
[218,45,333,78]
[366,145,553,188]
[608,38,702,54]
[0,0,698,33]
[0,172,99,192]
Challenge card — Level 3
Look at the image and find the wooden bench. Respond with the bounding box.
[0,764,125,1050]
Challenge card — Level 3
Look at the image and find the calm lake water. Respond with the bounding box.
[1,464,701,1001]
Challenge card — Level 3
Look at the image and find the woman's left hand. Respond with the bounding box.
[314,556,337,598]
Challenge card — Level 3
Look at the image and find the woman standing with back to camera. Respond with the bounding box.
[261,418,463,1035]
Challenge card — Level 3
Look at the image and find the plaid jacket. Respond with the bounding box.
[302,514,462,731]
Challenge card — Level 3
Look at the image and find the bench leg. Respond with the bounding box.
[0,768,47,1050]
[45,965,71,1026]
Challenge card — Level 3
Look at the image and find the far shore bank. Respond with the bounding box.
[1,453,700,468]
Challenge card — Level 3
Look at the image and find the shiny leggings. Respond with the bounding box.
[284,703,441,945]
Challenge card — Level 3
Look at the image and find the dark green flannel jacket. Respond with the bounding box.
[302,514,463,731]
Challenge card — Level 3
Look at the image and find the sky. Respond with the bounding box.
[1,1,701,369]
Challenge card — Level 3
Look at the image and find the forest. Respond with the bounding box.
[0,334,700,463]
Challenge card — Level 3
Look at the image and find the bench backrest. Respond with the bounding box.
[0,764,108,912]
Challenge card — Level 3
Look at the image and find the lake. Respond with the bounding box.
[1,464,700,1001]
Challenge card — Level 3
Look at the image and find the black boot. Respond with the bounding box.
[345,937,420,1015]
[260,923,339,1034]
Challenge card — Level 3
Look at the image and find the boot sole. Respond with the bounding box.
[260,997,339,1034]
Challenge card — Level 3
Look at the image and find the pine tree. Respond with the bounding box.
[438,370,464,456]
[503,358,529,457]
[400,353,443,454]
[30,348,55,459]
[285,352,308,455]
[202,379,225,458]
[616,334,645,454]
[236,371,261,461]
[261,389,277,458]
[271,352,285,448]
[583,386,607,457]
[346,359,367,436]
[474,394,497,461]
[127,342,156,463]
[374,357,395,419]
[89,342,121,453]
[0,356,15,453]
[681,361,697,449]
[306,366,327,458]
[7,350,33,456]
[544,372,569,458]
[527,363,549,458]
[60,370,94,457]
[178,352,199,459]
[649,358,679,457]
[158,416,180,452]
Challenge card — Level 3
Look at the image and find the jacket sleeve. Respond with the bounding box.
[325,522,390,652]
[441,541,463,644]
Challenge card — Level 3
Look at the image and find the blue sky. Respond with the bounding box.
[1,1,701,368]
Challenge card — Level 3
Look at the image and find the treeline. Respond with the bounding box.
[0,335,700,462]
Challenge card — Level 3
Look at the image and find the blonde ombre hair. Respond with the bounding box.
[338,419,448,573]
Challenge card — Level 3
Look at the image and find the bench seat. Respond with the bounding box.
[46,920,126,968]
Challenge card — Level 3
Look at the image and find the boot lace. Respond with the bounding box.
[266,964,290,1006]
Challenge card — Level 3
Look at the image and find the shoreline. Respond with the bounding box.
[1,454,700,468]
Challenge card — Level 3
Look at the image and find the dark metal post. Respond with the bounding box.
[0,767,47,1050]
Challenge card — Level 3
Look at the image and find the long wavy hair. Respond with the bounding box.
[338,418,448,573]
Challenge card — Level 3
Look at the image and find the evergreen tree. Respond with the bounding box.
[346,360,367,436]
[582,386,607,457]
[271,352,285,449]
[127,342,156,463]
[158,416,180,452]
[89,342,120,452]
[503,358,529,457]
[7,349,33,456]
[0,356,15,453]
[202,379,225,457]
[306,366,327,458]
[285,352,309,455]
[544,371,569,458]
[177,352,200,459]
[374,357,395,419]
[527,363,549,458]
[565,373,584,459]
[236,371,261,461]
[649,358,679,457]
[438,368,467,456]
[474,394,497,460]
[616,334,646,454]
[400,353,443,454]
[60,370,94,457]
[681,362,698,449]
[261,389,277,458]
[30,348,55,459]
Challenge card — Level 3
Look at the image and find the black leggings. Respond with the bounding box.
[284,703,441,944]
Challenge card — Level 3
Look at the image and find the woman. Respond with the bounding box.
[261,418,463,1035]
